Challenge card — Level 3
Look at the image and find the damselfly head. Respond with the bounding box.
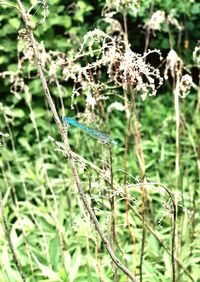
[62,116,68,122]
[62,117,78,126]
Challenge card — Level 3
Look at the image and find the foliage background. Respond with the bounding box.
[0,0,199,281]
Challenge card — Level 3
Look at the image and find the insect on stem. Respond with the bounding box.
[62,117,117,145]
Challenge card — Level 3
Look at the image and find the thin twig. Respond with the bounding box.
[131,88,146,282]
[16,1,138,281]
[123,96,137,276]
[108,144,118,281]
[173,62,182,281]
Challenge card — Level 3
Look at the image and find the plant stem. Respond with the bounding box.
[123,97,137,276]
[173,70,181,281]
[131,89,146,282]
[16,1,138,281]
[108,144,118,281]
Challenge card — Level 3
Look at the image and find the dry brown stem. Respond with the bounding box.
[16,1,138,281]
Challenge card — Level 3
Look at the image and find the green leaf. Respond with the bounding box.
[9,18,20,29]
[18,137,32,152]
[5,108,25,117]
[50,233,60,270]
[32,253,62,281]
[163,251,171,276]
[69,248,82,282]
[47,15,71,29]
[74,1,93,22]
[62,15,72,29]
[34,108,46,118]
[191,3,200,15]
[7,64,18,72]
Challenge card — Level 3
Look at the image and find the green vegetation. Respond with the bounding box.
[0,0,199,281]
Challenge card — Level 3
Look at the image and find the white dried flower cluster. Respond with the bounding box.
[0,131,9,147]
[165,50,196,97]
[62,28,162,101]
[167,15,183,31]
[146,11,182,32]
[107,102,125,113]
[0,71,16,82]
[180,74,196,97]
[14,25,163,107]
[18,29,30,41]
[22,45,34,62]
[76,29,109,59]
[107,44,163,100]
[86,92,96,110]
[193,41,200,67]
[103,0,139,15]
[146,10,165,31]
[0,70,25,99]
[164,49,183,80]
[103,18,123,34]
[27,0,49,26]
[19,40,49,69]
[0,131,9,137]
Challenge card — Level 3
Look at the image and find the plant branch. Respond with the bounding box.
[16,1,138,281]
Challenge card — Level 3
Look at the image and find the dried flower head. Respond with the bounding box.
[164,49,183,80]
[193,41,200,67]
[164,50,196,97]
[86,92,97,110]
[167,15,183,31]
[102,18,123,35]
[179,74,196,97]
[107,102,125,113]
[103,0,139,15]
[62,28,162,102]
[146,10,165,31]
